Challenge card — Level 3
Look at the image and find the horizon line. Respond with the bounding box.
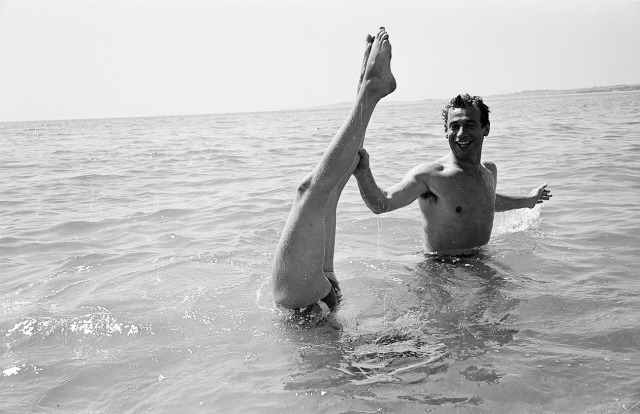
[2,83,639,124]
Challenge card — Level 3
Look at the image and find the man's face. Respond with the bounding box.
[446,106,489,160]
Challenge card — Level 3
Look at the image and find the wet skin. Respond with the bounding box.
[419,106,496,252]
[272,28,396,309]
[355,104,549,254]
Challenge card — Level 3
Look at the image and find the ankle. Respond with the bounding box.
[357,79,385,101]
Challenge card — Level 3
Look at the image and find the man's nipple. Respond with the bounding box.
[456,206,463,214]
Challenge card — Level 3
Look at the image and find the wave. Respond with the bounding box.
[4,308,154,346]
[68,173,128,181]
[46,219,119,237]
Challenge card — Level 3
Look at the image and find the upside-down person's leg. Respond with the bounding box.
[321,169,352,278]
[323,34,375,279]
[272,28,396,309]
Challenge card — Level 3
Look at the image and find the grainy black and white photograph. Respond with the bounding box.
[1,1,639,413]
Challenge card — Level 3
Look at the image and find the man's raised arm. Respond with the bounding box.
[353,148,428,214]
[495,183,552,212]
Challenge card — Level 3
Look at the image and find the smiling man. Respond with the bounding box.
[354,94,552,254]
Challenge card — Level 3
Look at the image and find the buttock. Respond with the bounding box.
[295,272,341,317]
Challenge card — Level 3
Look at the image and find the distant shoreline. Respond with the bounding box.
[4,84,639,123]
[496,83,640,97]
[309,84,640,110]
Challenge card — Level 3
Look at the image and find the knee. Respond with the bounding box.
[296,173,314,196]
[294,172,332,202]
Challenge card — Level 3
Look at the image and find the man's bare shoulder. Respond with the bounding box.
[408,160,446,179]
[482,161,497,172]
[482,161,498,180]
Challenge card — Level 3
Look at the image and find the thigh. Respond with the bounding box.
[272,192,333,308]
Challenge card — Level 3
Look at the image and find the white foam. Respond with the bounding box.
[492,205,542,237]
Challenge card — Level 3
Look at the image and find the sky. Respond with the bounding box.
[1,0,639,122]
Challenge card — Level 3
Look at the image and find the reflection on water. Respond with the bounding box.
[414,254,519,357]
[282,252,520,403]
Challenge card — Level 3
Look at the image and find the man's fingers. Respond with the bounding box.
[533,183,551,204]
[537,195,551,203]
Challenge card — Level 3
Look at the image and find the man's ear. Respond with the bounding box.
[483,121,490,137]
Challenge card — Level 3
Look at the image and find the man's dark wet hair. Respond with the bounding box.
[442,94,490,132]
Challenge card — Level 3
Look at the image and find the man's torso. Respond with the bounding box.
[416,156,496,253]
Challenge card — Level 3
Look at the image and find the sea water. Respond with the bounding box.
[1,91,639,413]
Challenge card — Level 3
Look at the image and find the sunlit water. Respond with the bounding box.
[1,91,639,413]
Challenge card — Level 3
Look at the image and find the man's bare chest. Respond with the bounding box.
[423,171,495,217]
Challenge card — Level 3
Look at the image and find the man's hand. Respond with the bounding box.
[354,148,370,177]
[528,183,552,208]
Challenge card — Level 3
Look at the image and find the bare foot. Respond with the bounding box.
[360,27,396,99]
[357,35,374,93]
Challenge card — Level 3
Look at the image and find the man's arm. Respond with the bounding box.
[353,148,429,214]
[482,161,552,212]
[495,183,552,212]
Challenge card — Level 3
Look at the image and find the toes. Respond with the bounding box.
[375,27,390,44]
[365,34,374,44]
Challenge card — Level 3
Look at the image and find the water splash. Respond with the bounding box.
[492,205,542,237]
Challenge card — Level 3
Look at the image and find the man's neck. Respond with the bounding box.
[449,152,482,172]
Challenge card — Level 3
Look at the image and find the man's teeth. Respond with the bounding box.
[457,142,470,148]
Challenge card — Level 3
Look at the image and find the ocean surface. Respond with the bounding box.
[1,91,639,413]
